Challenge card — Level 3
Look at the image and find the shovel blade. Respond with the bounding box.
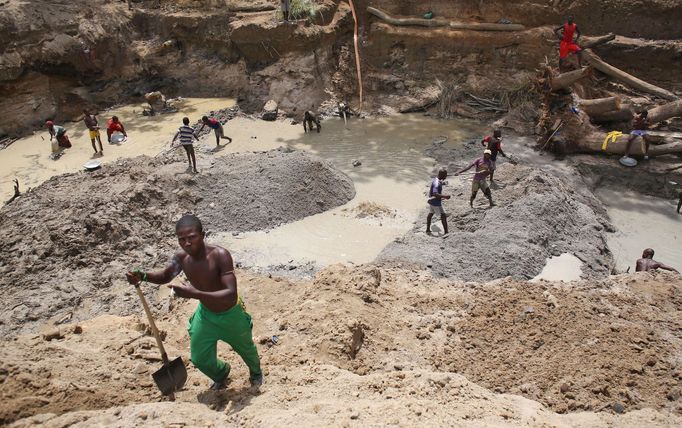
[152,357,187,396]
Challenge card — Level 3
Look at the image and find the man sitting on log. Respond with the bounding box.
[554,16,583,69]
[624,110,650,160]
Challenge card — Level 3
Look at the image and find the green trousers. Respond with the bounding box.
[187,301,262,382]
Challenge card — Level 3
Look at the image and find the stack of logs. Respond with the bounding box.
[544,34,682,157]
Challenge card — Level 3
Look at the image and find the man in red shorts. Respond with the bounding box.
[554,16,582,69]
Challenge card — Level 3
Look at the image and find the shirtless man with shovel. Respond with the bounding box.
[126,214,263,390]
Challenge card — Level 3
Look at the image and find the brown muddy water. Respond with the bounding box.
[597,187,682,273]
[212,114,485,269]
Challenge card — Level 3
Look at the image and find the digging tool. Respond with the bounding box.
[133,281,187,400]
[541,120,563,151]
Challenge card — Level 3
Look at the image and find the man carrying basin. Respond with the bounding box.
[126,214,263,390]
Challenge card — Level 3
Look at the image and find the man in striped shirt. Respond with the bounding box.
[173,117,199,173]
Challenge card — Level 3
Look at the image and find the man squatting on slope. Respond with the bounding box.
[126,215,263,389]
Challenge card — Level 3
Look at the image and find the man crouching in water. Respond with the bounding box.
[126,215,263,389]
[635,248,678,273]
[303,108,321,133]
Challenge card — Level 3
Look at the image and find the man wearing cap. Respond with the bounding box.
[426,168,450,235]
[481,129,508,183]
[455,150,496,208]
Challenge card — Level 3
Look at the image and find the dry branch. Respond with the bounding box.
[583,50,678,101]
[367,7,526,31]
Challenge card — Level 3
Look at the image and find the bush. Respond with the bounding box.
[289,0,318,20]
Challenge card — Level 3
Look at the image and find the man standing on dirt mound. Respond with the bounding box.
[125,215,263,389]
[455,150,496,208]
[481,129,508,183]
[426,168,450,235]
[554,16,582,69]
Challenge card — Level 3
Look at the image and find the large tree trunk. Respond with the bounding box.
[573,132,682,156]
[550,67,592,91]
[589,104,634,123]
[578,97,621,115]
[583,50,678,101]
[581,33,616,49]
[367,7,526,31]
[648,99,682,124]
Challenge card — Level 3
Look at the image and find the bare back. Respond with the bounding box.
[636,258,660,272]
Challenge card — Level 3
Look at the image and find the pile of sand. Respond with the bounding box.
[379,162,613,281]
[2,265,681,426]
[0,149,354,337]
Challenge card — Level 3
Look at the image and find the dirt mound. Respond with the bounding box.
[3,266,681,426]
[378,163,612,281]
[0,149,354,337]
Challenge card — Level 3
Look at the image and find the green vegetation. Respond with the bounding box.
[289,0,318,20]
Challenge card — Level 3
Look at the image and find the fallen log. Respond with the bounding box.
[581,33,616,49]
[550,67,592,91]
[589,104,634,123]
[573,132,682,156]
[648,99,682,124]
[367,6,525,31]
[583,50,678,101]
[577,97,621,115]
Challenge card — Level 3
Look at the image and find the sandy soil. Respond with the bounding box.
[2,265,681,426]
[0,149,354,337]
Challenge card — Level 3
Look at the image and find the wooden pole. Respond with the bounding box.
[348,0,363,111]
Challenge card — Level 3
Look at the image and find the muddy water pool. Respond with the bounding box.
[597,187,682,272]
[212,115,485,269]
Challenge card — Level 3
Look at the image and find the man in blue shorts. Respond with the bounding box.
[198,116,232,147]
[624,110,650,160]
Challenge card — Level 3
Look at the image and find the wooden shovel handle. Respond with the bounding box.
[134,283,170,365]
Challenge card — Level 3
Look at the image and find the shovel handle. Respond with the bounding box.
[134,283,170,365]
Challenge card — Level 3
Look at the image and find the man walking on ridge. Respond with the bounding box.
[426,168,450,235]
[172,117,199,173]
[126,215,263,389]
[456,150,496,208]
[635,248,678,273]
[554,16,582,69]
[481,129,508,183]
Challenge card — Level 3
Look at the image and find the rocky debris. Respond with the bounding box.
[379,163,613,281]
[143,91,172,116]
[0,149,354,337]
[352,159,362,167]
[262,100,278,121]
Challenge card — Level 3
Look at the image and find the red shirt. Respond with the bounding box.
[107,119,123,132]
[562,23,577,43]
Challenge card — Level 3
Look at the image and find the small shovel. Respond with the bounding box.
[134,282,187,400]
